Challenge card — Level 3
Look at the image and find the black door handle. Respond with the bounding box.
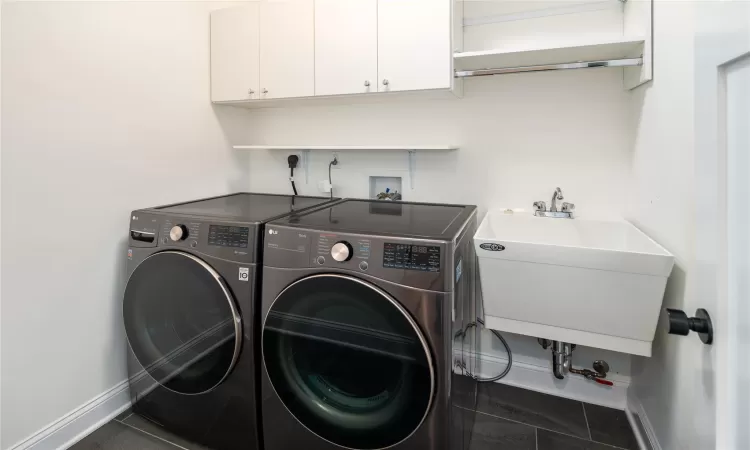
[666,308,713,344]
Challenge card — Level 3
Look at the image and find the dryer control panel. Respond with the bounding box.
[263,225,448,290]
[313,233,373,270]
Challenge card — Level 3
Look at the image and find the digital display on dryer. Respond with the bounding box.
[208,225,249,248]
[383,243,440,272]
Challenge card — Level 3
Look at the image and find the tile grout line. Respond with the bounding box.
[537,426,634,450]
[582,402,593,441]
[114,412,133,424]
[458,406,583,441]
[117,420,191,450]
[459,406,631,450]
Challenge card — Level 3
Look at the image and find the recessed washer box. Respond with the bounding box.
[474,211,674,356]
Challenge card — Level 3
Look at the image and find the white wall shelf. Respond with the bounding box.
[233,145,458,151]
[454,37,645,74]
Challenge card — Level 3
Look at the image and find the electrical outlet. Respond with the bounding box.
[287,154,300,170]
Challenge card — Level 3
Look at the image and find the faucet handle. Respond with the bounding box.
[533,201,547,212]
[561,202,575,212]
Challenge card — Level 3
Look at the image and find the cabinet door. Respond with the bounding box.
[377,0,451,93]
[315,0,378,96]
[260,0,315,99]
[210,5,260,102]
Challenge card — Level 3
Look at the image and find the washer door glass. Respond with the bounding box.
[263,274,434,450]
[123,251,241,395]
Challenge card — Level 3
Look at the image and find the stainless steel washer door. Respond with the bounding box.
[262,274,434,450]
[123,251,242,395]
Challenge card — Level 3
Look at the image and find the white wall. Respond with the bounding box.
[241,69,632,218]
[627,1,750,449]
[238,68,635,381]
[625,3,698,448]
[0,2,252,448]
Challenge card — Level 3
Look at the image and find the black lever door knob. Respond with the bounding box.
[666,308,713,344]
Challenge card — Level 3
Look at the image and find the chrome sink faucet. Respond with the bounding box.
[534,187,575,218]
[550,187,563,212]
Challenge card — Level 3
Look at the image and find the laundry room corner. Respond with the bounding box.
[1,2,253,449]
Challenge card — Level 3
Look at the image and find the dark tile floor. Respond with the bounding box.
[70,382,639,450]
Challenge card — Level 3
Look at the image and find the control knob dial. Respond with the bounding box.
[170,225,188,241]
[331,241,353,262]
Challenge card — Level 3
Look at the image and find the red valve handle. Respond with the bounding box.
[595,378,614,386]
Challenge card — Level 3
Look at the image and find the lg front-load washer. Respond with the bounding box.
[123,193,339,450]
[259,199,480,450]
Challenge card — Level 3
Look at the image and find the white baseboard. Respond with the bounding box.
[7,380,132,450]
[627,390,662,450]
[465,351,630,410]
[6,351,635,450]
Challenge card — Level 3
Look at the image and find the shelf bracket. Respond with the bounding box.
[407,150,416,190]
[302,149,310,184]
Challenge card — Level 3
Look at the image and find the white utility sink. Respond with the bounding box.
[474,211,674,356]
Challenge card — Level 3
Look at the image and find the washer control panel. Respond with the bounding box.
[208,225,249,248]
[161,219,201,249]
[128,211,255,263]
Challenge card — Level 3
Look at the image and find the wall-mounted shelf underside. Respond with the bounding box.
[234,145,458,189]
[454,38,645,75]
[233,145,458,151]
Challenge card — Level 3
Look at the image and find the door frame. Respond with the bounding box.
[693,4,750,448]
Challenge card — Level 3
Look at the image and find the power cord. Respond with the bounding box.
[328,155,338,198]
[287,155,299,195]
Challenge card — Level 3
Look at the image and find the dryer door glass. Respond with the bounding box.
[123,251,241,395]
[263,274,434,450]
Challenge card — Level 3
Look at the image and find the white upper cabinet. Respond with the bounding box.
[377,0,452,93]
[259,0,315,99]
[210,5,260,102]
[314,0,378,96]
[210,0,457,103]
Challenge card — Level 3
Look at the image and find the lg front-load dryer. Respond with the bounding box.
[260,199,480,450]
[123,193,339,450]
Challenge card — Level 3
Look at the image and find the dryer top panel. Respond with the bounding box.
[271,199,477,241]
[150,192,337,223]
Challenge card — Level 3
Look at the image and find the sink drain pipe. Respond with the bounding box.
[552,341,573,379]
[543,339,613,385]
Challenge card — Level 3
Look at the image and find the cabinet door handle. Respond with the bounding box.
[248,89,255,95]
[364,80,370,87]
[262,88,268,94]
[382,79,389,86]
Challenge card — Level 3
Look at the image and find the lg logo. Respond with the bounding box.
[268,229,278,235]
